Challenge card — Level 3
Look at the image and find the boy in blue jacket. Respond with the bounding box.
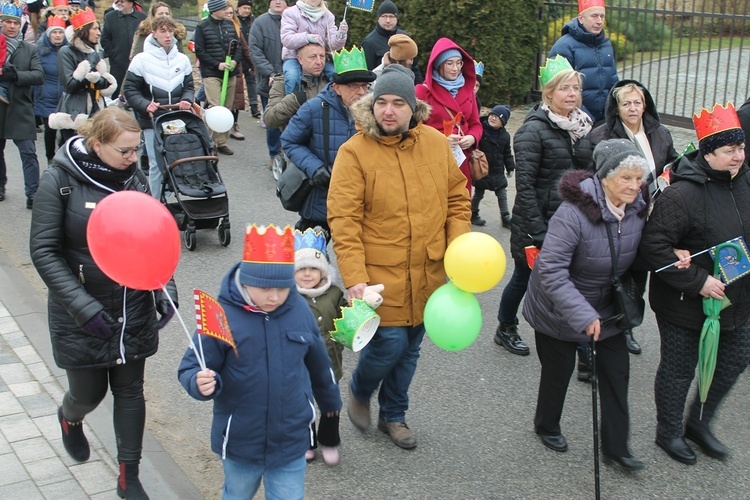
[178,224,341,500]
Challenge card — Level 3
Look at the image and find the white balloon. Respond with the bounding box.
[204,106,234,133]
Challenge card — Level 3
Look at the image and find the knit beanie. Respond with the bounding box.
[377,0,398,17]
[372,65,416,111]
[388,34,417,62]
[699,128,745,155]
[594,139,647,179]
[294,248,329,279]
[490,105,511,126]
[237,0,252,7]
[434,48,462,69]
[239,225,296,288]
[207,0,227,13]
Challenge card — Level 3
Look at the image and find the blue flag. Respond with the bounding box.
[710,236,750,285]
[348,0,374,11]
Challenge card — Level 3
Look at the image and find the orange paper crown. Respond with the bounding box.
[70,7,96,30]
[47,16,67,30]
[692,102,741,142]
[579,0,605,12]
[242,224,295,264]
[52,0,68,7]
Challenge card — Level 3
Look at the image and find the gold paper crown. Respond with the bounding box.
[333,46,368,74]
[579,0,605,12]
[242,224,294,265]
[331,299,380,352]
[539,55,574,87]
[692,102,741,142]
[70,7,96,30]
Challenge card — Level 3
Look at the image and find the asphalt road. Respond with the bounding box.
[1,109,748,499]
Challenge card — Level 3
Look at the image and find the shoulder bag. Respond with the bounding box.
[603,223,645,331]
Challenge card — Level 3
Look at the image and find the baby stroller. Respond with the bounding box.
[152,107,230,251]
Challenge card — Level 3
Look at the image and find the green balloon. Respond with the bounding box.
[424,282,482,351]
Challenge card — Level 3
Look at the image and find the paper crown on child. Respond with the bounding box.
[332,299,380,352]
[474,60,484,83]
[47,16,67,32]
[239,224,295,288]
[70,7,96,30]
[693,102,745,155]
[294,227,329,277]
[579,0,605,13]
[0,1,23,20]
[539,55,574,87]
[332,46,377,85]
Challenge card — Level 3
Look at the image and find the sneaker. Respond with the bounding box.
[217,145,234,156]
[494,323,530,356]
[347,386,371,431]
[58,407,90,462]
[229,124,245,140]
[378,419,417,449]
[471,214,486,226]
[320,446,340,465]
[259,117,266,128]
[251,109,261,118]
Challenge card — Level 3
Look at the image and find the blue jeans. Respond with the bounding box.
[143,128,163,200]
[222,455,306,500]
[282,58,335,94]
[351,324,426,422]
[260,95,281,158]
[0,138,40,197]
[497,258,532,325]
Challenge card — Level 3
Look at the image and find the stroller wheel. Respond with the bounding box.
[184,229,197,251]
[271,155,285,181]
[218,221,231,247]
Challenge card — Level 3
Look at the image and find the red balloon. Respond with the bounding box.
[87,191,181,290]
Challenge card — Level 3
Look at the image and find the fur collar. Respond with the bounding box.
[558,169,650,223]
[66,28,97,54]
[350,93,432,141]
[136,19,187,39]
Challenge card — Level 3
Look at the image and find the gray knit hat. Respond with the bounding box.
[207,0,227,13]
[372,65,416,111]
[593,139,648,179]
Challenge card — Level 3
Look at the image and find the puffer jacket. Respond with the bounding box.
[639,152,750,331]
[280,84,357,223]
[194,16,242,79]
[474,116,515,191]
[549,18,619,123]
[177,263,341,467]
[279,3,346,60]
[327,93,471,326]
[249,11,283,98]
[263,72,328,130]
[523,170,648,342]
[122,36,195,130]
[33,33,67,118]
[509,104,595,263]
[49,33,117,131]
[591,79,678,175]
[29,137,177,370]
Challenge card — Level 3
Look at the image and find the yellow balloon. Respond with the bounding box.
[444,232,507,293]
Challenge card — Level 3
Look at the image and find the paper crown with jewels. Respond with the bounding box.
[239,224,295,288]
[332,299,380,352]
[693,102,745,154]
[70,7,96,30]
[332,46,377,84]
[294,227,327,253]
[539,55,574,87]
[579,0,605,13]
[0,1,23,20]
[474,60,484,77]
[47,16,67,31]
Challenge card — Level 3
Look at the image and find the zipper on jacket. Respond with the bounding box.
[78,265,85,284]
[119,291,128,364]
[222,414,233,459]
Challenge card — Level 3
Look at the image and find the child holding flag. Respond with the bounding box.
[178,224,341,499]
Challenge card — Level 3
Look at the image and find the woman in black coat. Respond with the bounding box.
[494,61,594,357]
[30,107,177,499]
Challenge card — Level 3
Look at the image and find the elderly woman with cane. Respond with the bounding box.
[523,139,651,471]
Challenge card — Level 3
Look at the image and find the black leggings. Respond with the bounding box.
[62,359,146,464]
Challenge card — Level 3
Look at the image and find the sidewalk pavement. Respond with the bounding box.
[0,249,202,499]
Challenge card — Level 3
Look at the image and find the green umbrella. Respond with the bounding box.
[698,241,741,418]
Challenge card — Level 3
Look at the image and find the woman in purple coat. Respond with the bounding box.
[522,139,649,471]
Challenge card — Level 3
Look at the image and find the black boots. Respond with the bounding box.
[501,215,511,228]
[58,406,90,462]
[117,462,150,499]
[494,323,529,355]
[623,329,642,354]
[471,211,486,226]
[577,345,592,382]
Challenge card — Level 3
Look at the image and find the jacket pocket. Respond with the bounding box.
[364,245,408,307]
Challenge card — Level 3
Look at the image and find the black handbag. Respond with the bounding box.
[603,224,645,330]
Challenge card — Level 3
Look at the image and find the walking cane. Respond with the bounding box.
[590,338,601,500]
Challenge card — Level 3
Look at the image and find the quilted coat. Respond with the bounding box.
[474,116,515,191]
[639,152,750,331]
[509,104,595,263]
[279,3,346,61]
[523,170,648,342]
[194,16,242,79]
[33,33,67,119]
[327,93,471,326]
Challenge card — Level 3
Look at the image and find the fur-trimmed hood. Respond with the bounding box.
[350,92,432,141]
[558,169,649,224]
[135,18,186,39]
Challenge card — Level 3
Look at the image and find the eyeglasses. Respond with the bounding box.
[557,85,581,93]
[105,141,144,159]
[346,82,371,91]
[442,59,464,69]
[619,100,643,109]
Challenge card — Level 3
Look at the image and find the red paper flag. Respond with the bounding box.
[194,289,237,356]
[525,245,540,269]
[443,111,463,136]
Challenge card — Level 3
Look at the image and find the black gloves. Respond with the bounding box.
[80,311,116,339]
[530,232,546,249]
[311,166,331,188]
[155,291,176,330]
[293,91,307,105]
[0,65,17,82]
